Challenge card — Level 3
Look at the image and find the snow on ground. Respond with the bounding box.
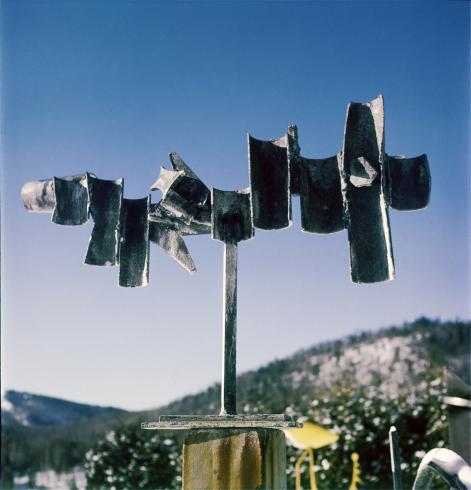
[288,333,431,399]
[13,467,86,490]
[1,393,31,427]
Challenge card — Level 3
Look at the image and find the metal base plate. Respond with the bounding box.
[141,414,301,430]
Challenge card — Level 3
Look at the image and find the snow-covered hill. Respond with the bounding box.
[2,318,469,489]
[1,390,126,428]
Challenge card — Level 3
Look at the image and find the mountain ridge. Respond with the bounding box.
[2,317,470,488]
[1,390,127,429]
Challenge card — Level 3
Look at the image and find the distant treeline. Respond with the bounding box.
[157,317,470,415]
[1,317,469,489]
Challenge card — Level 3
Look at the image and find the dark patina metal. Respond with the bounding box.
[340,95,394,284]
[118,197,150,288]
[248,135,290,230]
[299,155,344,234]
[211,188,253,244]
[85,175,123,266]
[52,174,90,226]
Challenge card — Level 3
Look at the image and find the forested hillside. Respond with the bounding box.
[2,391,126,429]
[2,318,469,489]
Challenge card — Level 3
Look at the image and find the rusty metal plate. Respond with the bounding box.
[248,135,290,230]
[212,188,254,243]
[299,155,344,234]
[52,174,90,225]
[119,197,150,287]
[386,154,431,210]
[341,95,395,283]
[85,175,123,266]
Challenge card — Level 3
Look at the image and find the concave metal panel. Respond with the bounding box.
[166,174,211,225]
[85,175,123,266]
[151,155,211,227]
[299,155,344,234]
[211,188,254,243]
[386,154,431,210]
[119,197,150,287]
[341,95,395,283]
[248,135,290,230]
[52,174,90,225]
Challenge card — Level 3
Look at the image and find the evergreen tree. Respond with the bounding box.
[85,426,181,489]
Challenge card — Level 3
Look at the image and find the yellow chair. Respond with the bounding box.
[286,421,360,490]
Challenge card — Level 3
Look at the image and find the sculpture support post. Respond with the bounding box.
[221,241,237,415]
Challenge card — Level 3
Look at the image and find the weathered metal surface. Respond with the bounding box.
[149,221,196,273]
[169,151,200,180]
[389,426,404,490]
[221,242,238,415]
[445,371,471,464]
[21,179,56,212]
[412,448,471,490]
[21,100,431,290]
[182,428,287,490]
[52,174,90,225]
[249,134,290,230]
[118,197,150,288]
[299,155,344,233]
[148,202,210,236]
[151,153,211,227]
[142,414,299,430]
[340,95,395,283]
[386,154,431,210]
[151,167,183,195]
[210,185,252,415]
[85,175,123,266]
[286,125,302,195]
[211,188,254,243]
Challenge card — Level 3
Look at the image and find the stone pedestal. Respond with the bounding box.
[182,428,287,490]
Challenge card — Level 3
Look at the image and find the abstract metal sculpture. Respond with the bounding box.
[21,95,431,426]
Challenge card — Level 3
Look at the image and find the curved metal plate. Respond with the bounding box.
[152,154,211,227]
[169,152,201,181]
[21,179,56,212]
[299,155,344,234]
[248,135,290,230]
[149,221,196,273]
[386,154,431,210]
[119,197,150,287]
[211,188,254,243]
[52,174,89,226]
[85,175,123,266]
[341,95,395,283]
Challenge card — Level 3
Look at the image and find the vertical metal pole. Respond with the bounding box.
[389,426,403,490]
[220,241,237,415]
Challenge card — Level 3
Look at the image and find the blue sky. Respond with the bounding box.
[2,0,469,411]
